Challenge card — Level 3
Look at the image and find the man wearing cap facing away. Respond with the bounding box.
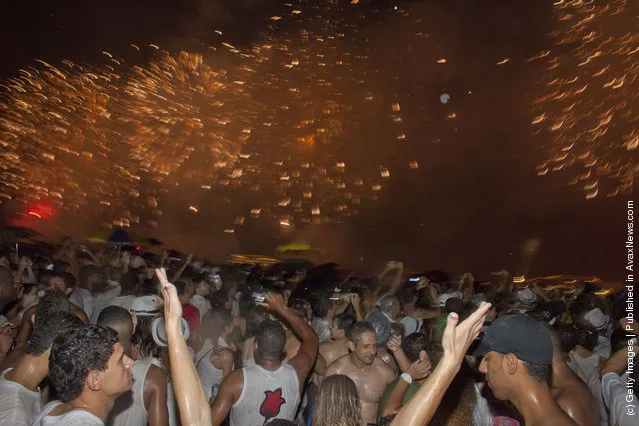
[474,314,576,426]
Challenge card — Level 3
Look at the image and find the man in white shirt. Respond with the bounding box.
[190,273,213,324]
[0,311,82,425]
[39,325,134,425]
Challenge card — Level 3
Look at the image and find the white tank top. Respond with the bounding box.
[107,357,153,426]
[196,338,231,402]
[230,363,300,426]
[33,401,103,425]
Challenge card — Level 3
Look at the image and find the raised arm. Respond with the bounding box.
[263,292,319,390]
[390,302,491,426]
[386,334,411,372]
[382,358,431,417]
[156,268,211,426]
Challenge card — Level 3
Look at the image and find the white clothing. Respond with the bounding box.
[0,368,41,425]
[399,316,423,335]
[34,401,104,426]
[190,295,212,324]
[90,284,122,324]
[230,363,300,426]
[601,372,636,426]
[568,352,608,426]
[107,358,153,426]
[32,400,61,426]
[231,298,240,317]
[105,295,136,312]
[594,335,612,360]
[68,288,94,320]
[196,338,231,402]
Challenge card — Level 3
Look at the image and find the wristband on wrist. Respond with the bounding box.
[400,372,413,384]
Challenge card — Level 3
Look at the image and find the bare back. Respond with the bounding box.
[326,354,395,424]
[552,380,598,426]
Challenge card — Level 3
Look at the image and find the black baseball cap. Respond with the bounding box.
[472,314,553,365]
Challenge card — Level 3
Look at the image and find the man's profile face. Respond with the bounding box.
[479,351,509,400]
[102,342,134,396]
[351,331,377,365]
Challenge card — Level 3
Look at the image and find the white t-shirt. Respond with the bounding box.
[69,288,94,319]
[190,295,212,324]
[34,401,104,426]
[0,368,41,425]
[601,372,635,426]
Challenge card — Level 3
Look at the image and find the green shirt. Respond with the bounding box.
[430,314,448,343]
[377,377,422,423]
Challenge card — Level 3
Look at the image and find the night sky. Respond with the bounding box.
[0,0,635,281]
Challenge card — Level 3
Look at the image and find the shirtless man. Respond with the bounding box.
[320,313,355,367]
[475,315,576,426]
[546,325,599,426]
[326,321,396,425]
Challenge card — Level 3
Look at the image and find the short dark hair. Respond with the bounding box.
[400,284,418,305]
[38,271,54,287]
[53,260,70,275]
[255,320,286,360]
[522,361,550,383]
[119,271,140,295]
[289,298,311,321]
[60,272,76,290]
[311,296,333,319]
[174,280,191,296]
[97,306,133,341]
[555,324,578,353]
[575,324,598,352]
[246,306,269,338]
[334,313,355,333]
[27,311,83,356]
[35,290,70,325]
[49,325,119,402]
[346,321,375,344]
[403,333,429,363]
[445,297,464,315]
[79,265,102,286]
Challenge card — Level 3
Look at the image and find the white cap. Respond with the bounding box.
[584,308,610,330]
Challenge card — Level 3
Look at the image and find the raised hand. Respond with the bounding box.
[441,301,491,366]
[405,357,432,380]
[0,323,17,356]
[155,268,183,326]
[387,333,402,353]
[262,292,287,313]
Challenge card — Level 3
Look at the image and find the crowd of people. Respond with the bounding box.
[0,240,636,426]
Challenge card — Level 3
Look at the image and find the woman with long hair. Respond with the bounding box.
[312,375,363,426]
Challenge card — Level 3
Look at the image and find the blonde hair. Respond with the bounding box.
[313,375,363,426]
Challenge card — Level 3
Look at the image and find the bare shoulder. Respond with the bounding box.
[373,357,396,382]
[326,354,350,375]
